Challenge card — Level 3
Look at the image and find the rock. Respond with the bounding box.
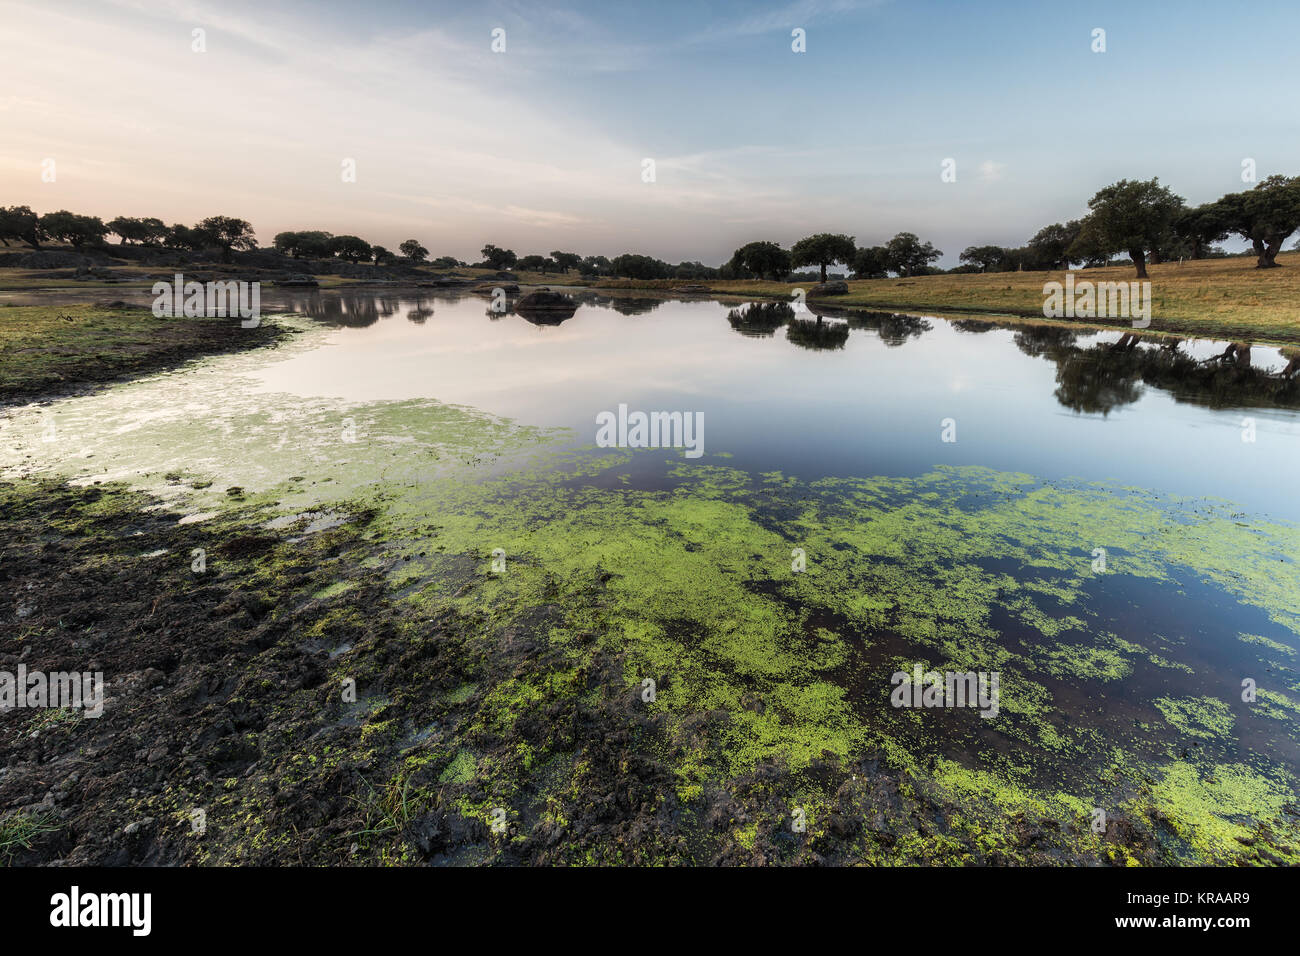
[275,274,318,287]
[808,280,849,296]
[514,288,578,325]
[123,817,154,836]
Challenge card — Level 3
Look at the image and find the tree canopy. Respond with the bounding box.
[730,240,792,280]
[959,245,1007,273]
[1079,178,1184,278]
[196,215,257,263]
[0,205,43,248]
[1217,175,1300,268]
[790,233,856,282]
[39,210,108,250]
[399,239,428,262]
[480,244,517,270]
[885,232,942,276]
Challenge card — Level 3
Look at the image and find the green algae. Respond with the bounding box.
[439,751,479,785]
[1256,688,1300,723]
[1153,696,1236,741]
[351,452,1300,861]
[1239,632,1297,656]
[1145,761,1300,863]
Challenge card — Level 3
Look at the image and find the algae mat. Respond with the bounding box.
[365,451,1300,863]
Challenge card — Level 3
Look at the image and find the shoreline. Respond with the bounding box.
[4,245,1300,347]
[0,302,291,408]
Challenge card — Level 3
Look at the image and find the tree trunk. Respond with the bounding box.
[1130,248,1147,279]
[1258,237,1283,268]
[1251,238,1274,268]
[819,263,827,283]
[1150,249,1162,265]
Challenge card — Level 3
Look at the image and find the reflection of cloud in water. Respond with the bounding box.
[0,315,557,513]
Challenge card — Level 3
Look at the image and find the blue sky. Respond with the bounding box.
[2,0,1297,265]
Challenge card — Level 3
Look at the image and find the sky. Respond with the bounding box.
[2,0,1298,266]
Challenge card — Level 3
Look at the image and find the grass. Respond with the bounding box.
[594,252,1300,345]
[0,304,282,403]
[348,771,419,840]
[0,810,59,863]
[24,706,81,736]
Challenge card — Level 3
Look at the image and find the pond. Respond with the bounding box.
[245,289,1300,519]
[4,288,1298,861]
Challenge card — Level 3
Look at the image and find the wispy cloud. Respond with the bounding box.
[683,0,887,44]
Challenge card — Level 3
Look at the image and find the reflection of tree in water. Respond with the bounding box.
[1013,325,1082,360]
[726,301,794,338]
[1045,330,1300,415]
[608,297,663,316]
[1053,347,1146,414]
[844,310,932,347]
[585,293,664,316]
[786,316,850,351]
[951,319,997,334]
[406,307,433,323]
[290,292,414,328]
[722,303,928,350]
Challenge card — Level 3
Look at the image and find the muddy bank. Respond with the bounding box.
[0,303,289,406]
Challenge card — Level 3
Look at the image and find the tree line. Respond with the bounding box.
[0,207,262,264]
[5,173,1297,281]
[726,175,1300,283]
[957,175,1300,279]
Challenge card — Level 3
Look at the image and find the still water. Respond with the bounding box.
[244,289,1300,520]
